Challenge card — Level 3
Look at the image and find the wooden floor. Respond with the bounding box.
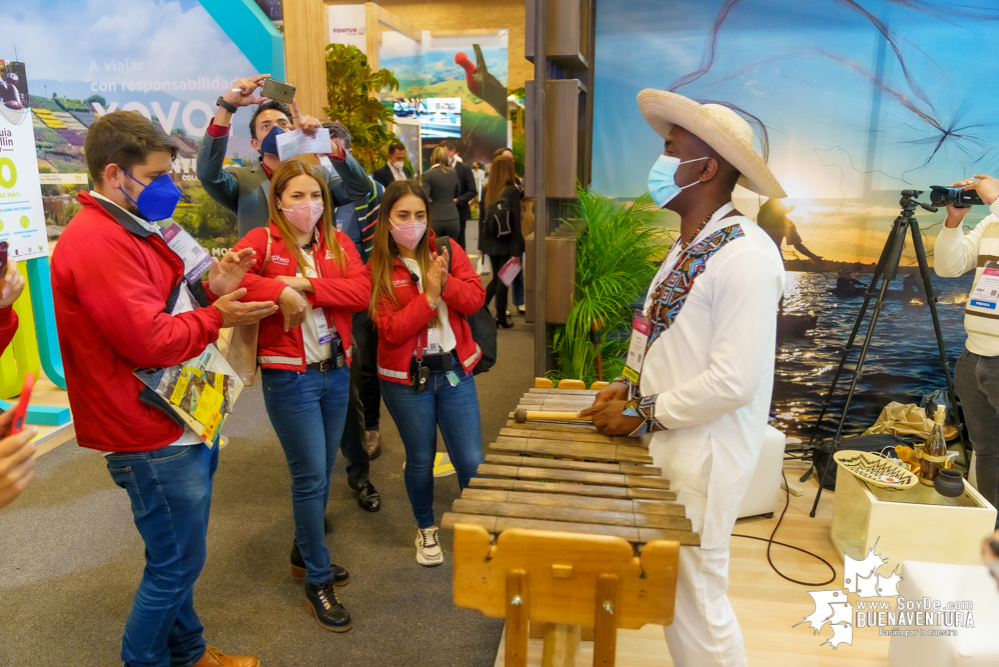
[493,460,894,666]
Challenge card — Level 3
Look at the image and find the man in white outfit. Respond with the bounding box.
[581,91,786,666]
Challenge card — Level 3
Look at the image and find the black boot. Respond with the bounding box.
[496,316,514,329]
[290,540,350,586]
[304,580,352,632]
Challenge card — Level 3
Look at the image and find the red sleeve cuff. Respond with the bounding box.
[325,152,346,163]
[207,121,230,138]
[0,306,13,325]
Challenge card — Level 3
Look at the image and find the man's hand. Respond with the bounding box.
[277,286,309,332]
[965,175,999,206]
[0,260,25,309]
[0,406,37,510]
[578,400,644,435]
[290,100,322,138]
[275,275,314,293]
[213,288,278,327]
[207,248,257,296]
[592,381,628,406]
[223,74,270,109]
[944,179,977,228]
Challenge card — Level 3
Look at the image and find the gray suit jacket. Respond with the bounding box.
[197,130,372,238]
[420,166,460,224]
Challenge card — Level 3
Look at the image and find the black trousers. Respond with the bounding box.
[486,253,512,319]
[353,309,381,431]
[340,338,371,488]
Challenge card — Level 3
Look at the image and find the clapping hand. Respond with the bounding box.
[208,248,257,296]
[0,405,37,509]
[424,253,449,305]
[277,286,309,332]
[436,244,450,292]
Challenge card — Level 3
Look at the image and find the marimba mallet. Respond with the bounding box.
[513,409,593,424]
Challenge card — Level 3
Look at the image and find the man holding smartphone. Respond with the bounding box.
[933,174,999,511]
[52,110,275,667]
[197,73,372,237]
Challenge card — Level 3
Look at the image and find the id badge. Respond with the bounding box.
[970,261,999,310]
[313,309,333,346]
[622,310,651,384]
[160,221,212,283]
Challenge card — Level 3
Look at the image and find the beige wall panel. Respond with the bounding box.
[285,0,331,119]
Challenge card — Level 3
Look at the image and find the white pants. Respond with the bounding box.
[652,441,747,666]
[663,543,747,666]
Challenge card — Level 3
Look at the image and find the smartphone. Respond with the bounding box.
[261,78,296,104]
[0,241,8,279]
[10,372,34,435]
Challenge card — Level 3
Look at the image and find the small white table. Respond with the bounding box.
[830,471,997,572]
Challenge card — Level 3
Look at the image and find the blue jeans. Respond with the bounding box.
[262,366,350,583]
[105,443,219,667]
[380,367,484,529]
[513,263,525,307]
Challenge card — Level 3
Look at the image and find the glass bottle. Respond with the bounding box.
[919,406,948,485]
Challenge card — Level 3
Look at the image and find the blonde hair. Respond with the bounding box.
[429,146,451,173]
[267,160,345,274]
[368,180,441,327]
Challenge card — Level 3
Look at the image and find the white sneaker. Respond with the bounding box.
[416,527,444,566]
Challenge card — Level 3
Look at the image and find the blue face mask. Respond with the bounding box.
[121,171,182,222]
[259,125,285,157]
[647,155,709,209]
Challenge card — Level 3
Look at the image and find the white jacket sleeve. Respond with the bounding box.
[933,202,999,278]
[652,244,784,429]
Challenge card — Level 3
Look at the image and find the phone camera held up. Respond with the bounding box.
[929,185,985,209]
[261,78,296,104]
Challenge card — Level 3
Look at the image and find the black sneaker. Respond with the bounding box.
[305,580,352,632]
[290,540,350,586]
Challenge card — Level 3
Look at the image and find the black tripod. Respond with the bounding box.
[803,190,969,518]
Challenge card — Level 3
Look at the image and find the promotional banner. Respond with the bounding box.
[17,0,273,254]
[380,31,508,169]
[593,0,999,438]
[0,61,48,262]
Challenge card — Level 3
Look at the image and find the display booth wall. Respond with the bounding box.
[17,0,281,254]
[592,0,999,438]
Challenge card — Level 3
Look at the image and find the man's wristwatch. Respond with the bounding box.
[215,96,237,114]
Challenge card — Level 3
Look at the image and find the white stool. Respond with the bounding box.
[888,560,999,666]
[737,425,785,519]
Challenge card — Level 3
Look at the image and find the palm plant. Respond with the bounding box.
[550,189,670,384]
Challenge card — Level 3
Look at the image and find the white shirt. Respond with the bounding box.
[90,191,204,449]
[402,257,456,353]
[639,203,785,549]
[299,249,332,364]
[933,200,999,356]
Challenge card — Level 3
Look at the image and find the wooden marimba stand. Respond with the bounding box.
[444,379,698,666]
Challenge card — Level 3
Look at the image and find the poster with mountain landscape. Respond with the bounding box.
[593,0,999,438]
[380,31,508,169]
[15,0,267,254]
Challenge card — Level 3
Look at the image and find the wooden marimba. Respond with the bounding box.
[443,381,700,667]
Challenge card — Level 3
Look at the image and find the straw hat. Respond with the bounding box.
[637,90,786,199]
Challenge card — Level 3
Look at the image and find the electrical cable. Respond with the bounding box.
[731,469,837,587]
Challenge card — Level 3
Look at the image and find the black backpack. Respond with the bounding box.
[483,191,513,239]
[435,238,497,374]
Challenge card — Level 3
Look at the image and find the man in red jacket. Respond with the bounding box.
[51,110,277,667]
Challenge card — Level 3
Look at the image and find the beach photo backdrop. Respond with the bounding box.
[593,0,999,437]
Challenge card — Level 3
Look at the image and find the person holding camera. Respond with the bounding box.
[934,174,999,511]
[52,110,273,667]
[197,74,371,237]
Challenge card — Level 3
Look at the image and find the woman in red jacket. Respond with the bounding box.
[368,180,486,566]
[233,161,370,632]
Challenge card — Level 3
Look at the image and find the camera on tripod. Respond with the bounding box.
[929,185,985,209]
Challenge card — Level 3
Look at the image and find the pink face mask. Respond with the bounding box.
[281,200,324,233]
[389,220,427,250]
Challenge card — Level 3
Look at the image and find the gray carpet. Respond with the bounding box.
[0,319,535,667]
